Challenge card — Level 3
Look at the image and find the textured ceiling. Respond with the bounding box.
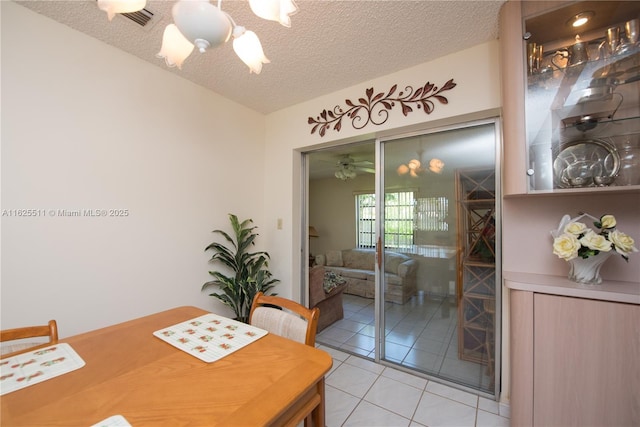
[16,0,506,114]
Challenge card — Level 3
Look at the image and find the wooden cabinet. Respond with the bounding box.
[456,168,496,368]
[500,0,640,195]
[509,282,640,426]
[500,1,640,414]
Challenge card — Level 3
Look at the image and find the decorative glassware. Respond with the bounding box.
[617,138,640,186]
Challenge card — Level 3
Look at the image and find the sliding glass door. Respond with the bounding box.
[379,121,500,395]
[307,119,500,397]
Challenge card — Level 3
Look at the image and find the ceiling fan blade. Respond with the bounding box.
[353,160,373,167]
[357,167,375,173]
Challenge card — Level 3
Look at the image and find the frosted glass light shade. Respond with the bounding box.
[429,158,445,174]
[156,24,194,69]
[248,0,298,27]
[172,0,232,53]
[233,28,270,74]
[98,0,146,21]
[408,159,421,170]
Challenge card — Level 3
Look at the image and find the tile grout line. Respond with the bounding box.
[331,353,502,426]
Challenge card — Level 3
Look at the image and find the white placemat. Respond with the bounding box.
[0,343,85,395]
[153,313,268,363]
[91,414,131,427]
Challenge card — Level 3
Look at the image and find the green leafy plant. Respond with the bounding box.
[202,214,279,323]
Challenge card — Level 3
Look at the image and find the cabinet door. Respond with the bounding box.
[500,0,527,196]
[534,294,640,426]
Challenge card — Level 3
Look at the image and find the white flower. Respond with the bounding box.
[600,215,617,229]
[580,230,613,252]
[609,230,638,256]
[564,221,588,236]
[553,233,581,260]
[552,213,637,263]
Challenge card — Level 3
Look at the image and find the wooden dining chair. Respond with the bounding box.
[250,293,322,426]
[249,292,320,347]
[0,320,59,356]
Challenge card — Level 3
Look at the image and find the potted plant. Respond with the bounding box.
[202,214,279,323]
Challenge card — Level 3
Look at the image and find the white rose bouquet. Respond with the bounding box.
[551,213,638,262]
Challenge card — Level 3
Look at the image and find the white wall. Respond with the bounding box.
[309,174,374,256]
[0,2,267,336]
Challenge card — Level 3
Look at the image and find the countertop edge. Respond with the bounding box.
[504,271,640,304]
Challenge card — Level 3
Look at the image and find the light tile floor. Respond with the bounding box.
[320,345,510,427]
[317,294,494,393]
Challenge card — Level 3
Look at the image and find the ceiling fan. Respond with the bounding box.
[334,155,374,180]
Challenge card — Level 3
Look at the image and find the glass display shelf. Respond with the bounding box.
[523,1,640,193]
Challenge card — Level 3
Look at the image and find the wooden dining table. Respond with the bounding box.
[1,306,333,426]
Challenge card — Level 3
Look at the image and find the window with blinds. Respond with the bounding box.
[415,197,449,232]
[356,192,414,248]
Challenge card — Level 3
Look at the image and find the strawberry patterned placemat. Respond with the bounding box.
[153,313,268,363]
[0,343,86,395]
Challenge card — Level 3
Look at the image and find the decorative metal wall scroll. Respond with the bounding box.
[308,79,456,137]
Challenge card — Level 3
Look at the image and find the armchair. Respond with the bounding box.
[309,266,347,332]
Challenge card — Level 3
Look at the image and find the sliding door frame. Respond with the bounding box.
[301,113,502,399]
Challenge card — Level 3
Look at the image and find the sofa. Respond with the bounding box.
[309,265,347,332]
[314,248,418,304]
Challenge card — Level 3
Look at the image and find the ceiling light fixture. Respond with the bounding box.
[97,0,298,74]
[335,163,357,180]
[397,158,423,178]
[98,0,147,21]
[428,158,445,174]
[397,148,445,177]
[333,155,374,180]
[568,11,594,28]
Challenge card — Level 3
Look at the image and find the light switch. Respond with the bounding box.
[277,218,283,229]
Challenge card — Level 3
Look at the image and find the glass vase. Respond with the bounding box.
[567,252,612,285]
[617,138,640,186]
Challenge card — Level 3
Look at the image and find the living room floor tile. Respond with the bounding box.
[386,329,422,344]
[319,326,357,343]
[403,347,443,372]
[346,312,375,324]
[384,342,412,361]
[332,318,369,332]
[336,345,371,358]
[344,333,375,352]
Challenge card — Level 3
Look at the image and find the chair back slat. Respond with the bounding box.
[249,293,319,346]
[0,320,58,356]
